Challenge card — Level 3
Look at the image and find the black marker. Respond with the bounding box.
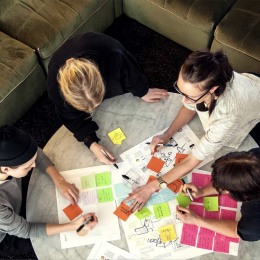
[76,216,94,233]
[101,149,118,169]
[122,175,130,180]
[145,142,173,147]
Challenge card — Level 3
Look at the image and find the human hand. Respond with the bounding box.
[73,213,98,236]
[56,179,80,206]
[141,88,169,103]
[180,183,204,198]
[90,142,116,165]
[150,132,171,154]
[176,205,200,225]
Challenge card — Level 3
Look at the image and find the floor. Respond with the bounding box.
[4,14,259,260]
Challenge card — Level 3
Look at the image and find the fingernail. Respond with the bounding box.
[121,202,123,205]
[131,211,134,214]
[138,209,140,212]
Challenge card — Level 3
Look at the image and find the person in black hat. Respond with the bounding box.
[0,125,98,256]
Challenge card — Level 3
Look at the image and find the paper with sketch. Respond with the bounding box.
[55,165,120,249]
[87,242,141,260]
[120,125,213,188]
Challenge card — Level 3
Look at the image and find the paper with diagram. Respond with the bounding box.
[55,165,120,249]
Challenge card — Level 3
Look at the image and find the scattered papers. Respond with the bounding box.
[80,174,96,190]
[114,203,132,221]
[108,127,126,144]
[167,179,183,194]
[175,153,188,165]
[97,188,114,203]
[95,171,111,187]
[114,183,131,197]
[62,204,83,221]
[134,207,153,220]
[176,193,191,208]
[82,190,98,205]
[203,197,219,211]
[159,224,177,242]
[146,156,165,173]
[153,202,171,219]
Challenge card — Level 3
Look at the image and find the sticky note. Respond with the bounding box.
[220,209,236,221]
[97,188,114,203]
[180,224,198,247]
[189,204,204,217]
[147,193,164,206]
[114,183,131,198]
[219,194,237,208]
[114,203,132,221]
[192,172,211,187]
[203,196,219,211]
[175,153,188,166]
[153,202,171,219]
[146,175,159,192]
[134,207,153,220]
[82,190,98,205]
[80,174,96,190]
[108,128,126,144]
[176,192,191,208]
[160,188,177,202]
[95,171,111,187]
[158,224,177,242]
[146,156,165,173]
[213,237,230,253]
[167,179,183,194]
[197,234,214,250]
[63,204,83,221]
[216,233,239,243]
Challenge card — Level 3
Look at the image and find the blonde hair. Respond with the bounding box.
[58,58,105,114]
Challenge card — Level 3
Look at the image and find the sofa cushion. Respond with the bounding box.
[214,0,260,62]
[0,0,109,60]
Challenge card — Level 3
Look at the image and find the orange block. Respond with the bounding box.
[175,153,188,166]
[63,204,83,221]
[167,179,183,194]
[146,156,165,173]
[114,203,132,221]
[146,175,159,192]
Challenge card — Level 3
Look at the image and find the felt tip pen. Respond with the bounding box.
[76,216,94,233]
[186,188,193,201]
[122,175,130,180]
[101,149,118,169]
[145,142,173,147]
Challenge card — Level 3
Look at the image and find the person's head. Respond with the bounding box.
[175,50,233,114]
[0,125,38,179]
[58,58,105,115]
[211,150,260,202]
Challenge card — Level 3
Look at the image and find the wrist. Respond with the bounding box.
[195,215,204,227]
[90,142,98,151]
[149,180,160,192]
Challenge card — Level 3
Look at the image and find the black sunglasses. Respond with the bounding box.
[173,81,211,103]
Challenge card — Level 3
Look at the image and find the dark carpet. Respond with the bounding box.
[4,14,259,260]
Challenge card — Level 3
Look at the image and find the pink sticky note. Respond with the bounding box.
[219,194,237,208]
[200,211,219,236]
[197,234,214,250]
[213,237,230,253]
[192,173,211,187]
[189,204,204,218]
[181,224,198,247]
[215,233,239,244]
[200,227,215,236]
[193,197,203,203]
[183,223,199,233]
[220,209,236,221]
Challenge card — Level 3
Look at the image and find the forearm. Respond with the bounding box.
[165,106,196,137]
[196,217,239,238]
[46,222,78,236]
[46,165,65,185]
[200,183,219,196]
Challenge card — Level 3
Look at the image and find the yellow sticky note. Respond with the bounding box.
[108,128,126,144]
[158,224,177,243]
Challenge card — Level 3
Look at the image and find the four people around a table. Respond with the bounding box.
[1,32,260,256]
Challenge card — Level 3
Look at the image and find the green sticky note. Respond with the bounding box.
[80,174,96,190]
[97,188,114,203]
[134,207,153,220]
[95,172,111,187]
[203,196,219,211]
[153,202,171,219]
[176,193,191,208]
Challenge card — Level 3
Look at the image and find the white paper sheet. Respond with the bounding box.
[56,165,121,249]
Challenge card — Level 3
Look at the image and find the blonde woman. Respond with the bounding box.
[47,32,169,164]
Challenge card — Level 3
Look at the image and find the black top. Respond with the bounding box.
[47,32,149,148]
[237,148,260,241]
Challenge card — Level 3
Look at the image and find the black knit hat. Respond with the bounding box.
[0,125,38,167]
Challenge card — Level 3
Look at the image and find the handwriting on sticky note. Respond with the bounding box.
[220,209,236,221]
[192,172,211,187]
[213,237,230,253]
[146,156,165,174]
[114,203,132,221]
[176,192,191,208]
[189,204,204,217]
[153,202,171,219]
[180,224,198,247]
[95,172,111,187]
[62,204,83,221]
[97,188,114,203]
[82,190,98,205]
[80,174,96,190]
[197,234,214,250]
[219,194,237,208]
[158,224,177,242]
[175,153,188,166]
[108,128,126,144]
[134,207,153,220]
[167,179,183,194]
[203,196,219,211]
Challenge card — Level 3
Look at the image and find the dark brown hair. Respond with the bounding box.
[211,149,260,202]
[181,49,233,115]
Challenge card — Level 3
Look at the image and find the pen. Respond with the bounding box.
[145,142,173,147]
[101,149,118,169]
[76,216,94,233]
[186,188,193,201]
[122,175,130,180]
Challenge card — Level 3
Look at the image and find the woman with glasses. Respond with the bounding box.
[47,32,169,165]
[123,50,260,212]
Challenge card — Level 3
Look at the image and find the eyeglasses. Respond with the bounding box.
[173,81,211,103]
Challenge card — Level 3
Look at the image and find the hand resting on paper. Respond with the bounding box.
[90,142,117,165]
[141,88,169,103]
[150,132,171,153]
[176,205,200,225]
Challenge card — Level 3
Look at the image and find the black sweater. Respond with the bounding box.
[47,32,149,148]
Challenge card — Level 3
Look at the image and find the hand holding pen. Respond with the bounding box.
[149,132,172,154]
[75,213,98,236]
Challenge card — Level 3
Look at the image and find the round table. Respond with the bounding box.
[27,93,259,260]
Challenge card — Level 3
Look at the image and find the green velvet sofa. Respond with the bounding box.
[0,0,260,127]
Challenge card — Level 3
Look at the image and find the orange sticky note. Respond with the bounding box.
[175,153,188,166]
[146,156,165,173]
[167,179,183,194]
[63,204,83,221]
[146,175,159,192]
[114,203,132,221]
